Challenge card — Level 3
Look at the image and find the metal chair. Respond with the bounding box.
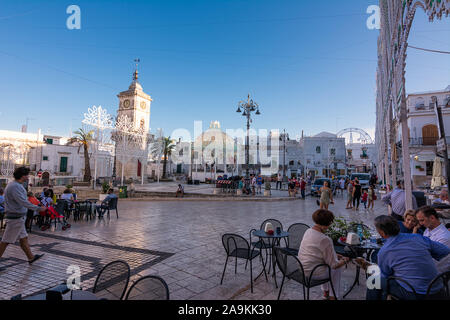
[73,201,89,221]
[220,234,267,293]
[426,271,450,300]
[274,247,337,300]
[93,260,131,300]
[105,197,119,219]
[386,276,417,300]
[284,223,310,255]
[124,275,170,300]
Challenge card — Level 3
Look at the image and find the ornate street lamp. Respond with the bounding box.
[236,94,261,179]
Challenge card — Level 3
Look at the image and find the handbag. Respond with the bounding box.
[373,194,377,201]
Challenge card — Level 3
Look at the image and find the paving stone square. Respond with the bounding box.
[0,193,387,300]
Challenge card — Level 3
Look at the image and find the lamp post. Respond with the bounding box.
[281,129,289,180]
[236,94,261,179]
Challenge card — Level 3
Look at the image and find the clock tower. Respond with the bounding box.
[116,60,152,180]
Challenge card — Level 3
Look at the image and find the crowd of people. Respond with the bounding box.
[298,206,450,300]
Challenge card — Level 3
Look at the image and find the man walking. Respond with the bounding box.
[276,173,282,190]
[0,167,46,267]
[382,180,418,221]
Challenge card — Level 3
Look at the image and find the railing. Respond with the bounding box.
[409,136,450,146]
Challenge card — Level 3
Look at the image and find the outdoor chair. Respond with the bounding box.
[73,201,89,221]
[124,275,170,300]
[105,197,119,219]
[386,276,417,300]
[426,271,450,300]
[220,234,267,293]
[284,223,310,255]
[93,260,131,300]
[274,247,337,300]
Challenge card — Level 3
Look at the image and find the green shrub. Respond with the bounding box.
[102,181,110,194]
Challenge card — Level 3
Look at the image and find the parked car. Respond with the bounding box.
[311,178,335,197]
[350,173,371,190]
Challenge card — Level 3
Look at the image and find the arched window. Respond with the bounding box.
[422,125,438,146]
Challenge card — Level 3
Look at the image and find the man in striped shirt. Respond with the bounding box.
[382,180,418,221]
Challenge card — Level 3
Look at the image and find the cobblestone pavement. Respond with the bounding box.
[136,181,302,198]
[0,192,387,300]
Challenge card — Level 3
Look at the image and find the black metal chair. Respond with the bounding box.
[93,260,131,300]
[105,197,119,219]
[284,223,310,255]
[220,234,267,293]
[124,275,170,300]
[426,271,450,300]
[73,201,89,221]
[386,276,417,300]
[274,247,337,300]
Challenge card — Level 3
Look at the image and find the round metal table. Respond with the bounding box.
[252,230,289,288]
[337,239,383,298]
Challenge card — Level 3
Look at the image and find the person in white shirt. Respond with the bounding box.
[298,209,350,300]
[339,178,345,194]
[432,189,449,205]
[60,189,74,202]
[251,175,257,196]
[416,206,450,248]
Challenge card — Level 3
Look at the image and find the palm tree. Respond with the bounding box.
[67,128,94,182]
[162,136,176,178]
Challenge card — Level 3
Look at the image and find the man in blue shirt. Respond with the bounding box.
[366,215,449,300]
[382,181,418,221]
[96,188,118,218]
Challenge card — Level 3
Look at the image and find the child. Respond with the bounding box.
[361,190,368,209]
[41,190,53,208]
[368,185,375,210]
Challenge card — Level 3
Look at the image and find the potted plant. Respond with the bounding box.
[326,217,349,244]
[99,181,109,201]
[326,217,372,244]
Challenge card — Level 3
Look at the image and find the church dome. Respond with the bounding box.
[194,121,236,147]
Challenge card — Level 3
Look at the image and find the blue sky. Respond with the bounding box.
[0,0,449,141]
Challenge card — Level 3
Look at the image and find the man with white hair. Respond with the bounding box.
[432,189,449,205]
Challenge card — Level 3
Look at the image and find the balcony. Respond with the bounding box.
[409,137,450,147]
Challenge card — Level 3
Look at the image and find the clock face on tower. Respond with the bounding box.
[123,99,131,109]
[140,101,146,110]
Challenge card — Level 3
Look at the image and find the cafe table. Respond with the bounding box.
[337,238,383,298]
[252,229,289,288]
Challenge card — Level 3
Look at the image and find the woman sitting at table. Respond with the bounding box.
[298,209,350,300]
[398,210,424,235]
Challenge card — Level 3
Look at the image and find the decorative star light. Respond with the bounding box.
[82,105,114,130]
